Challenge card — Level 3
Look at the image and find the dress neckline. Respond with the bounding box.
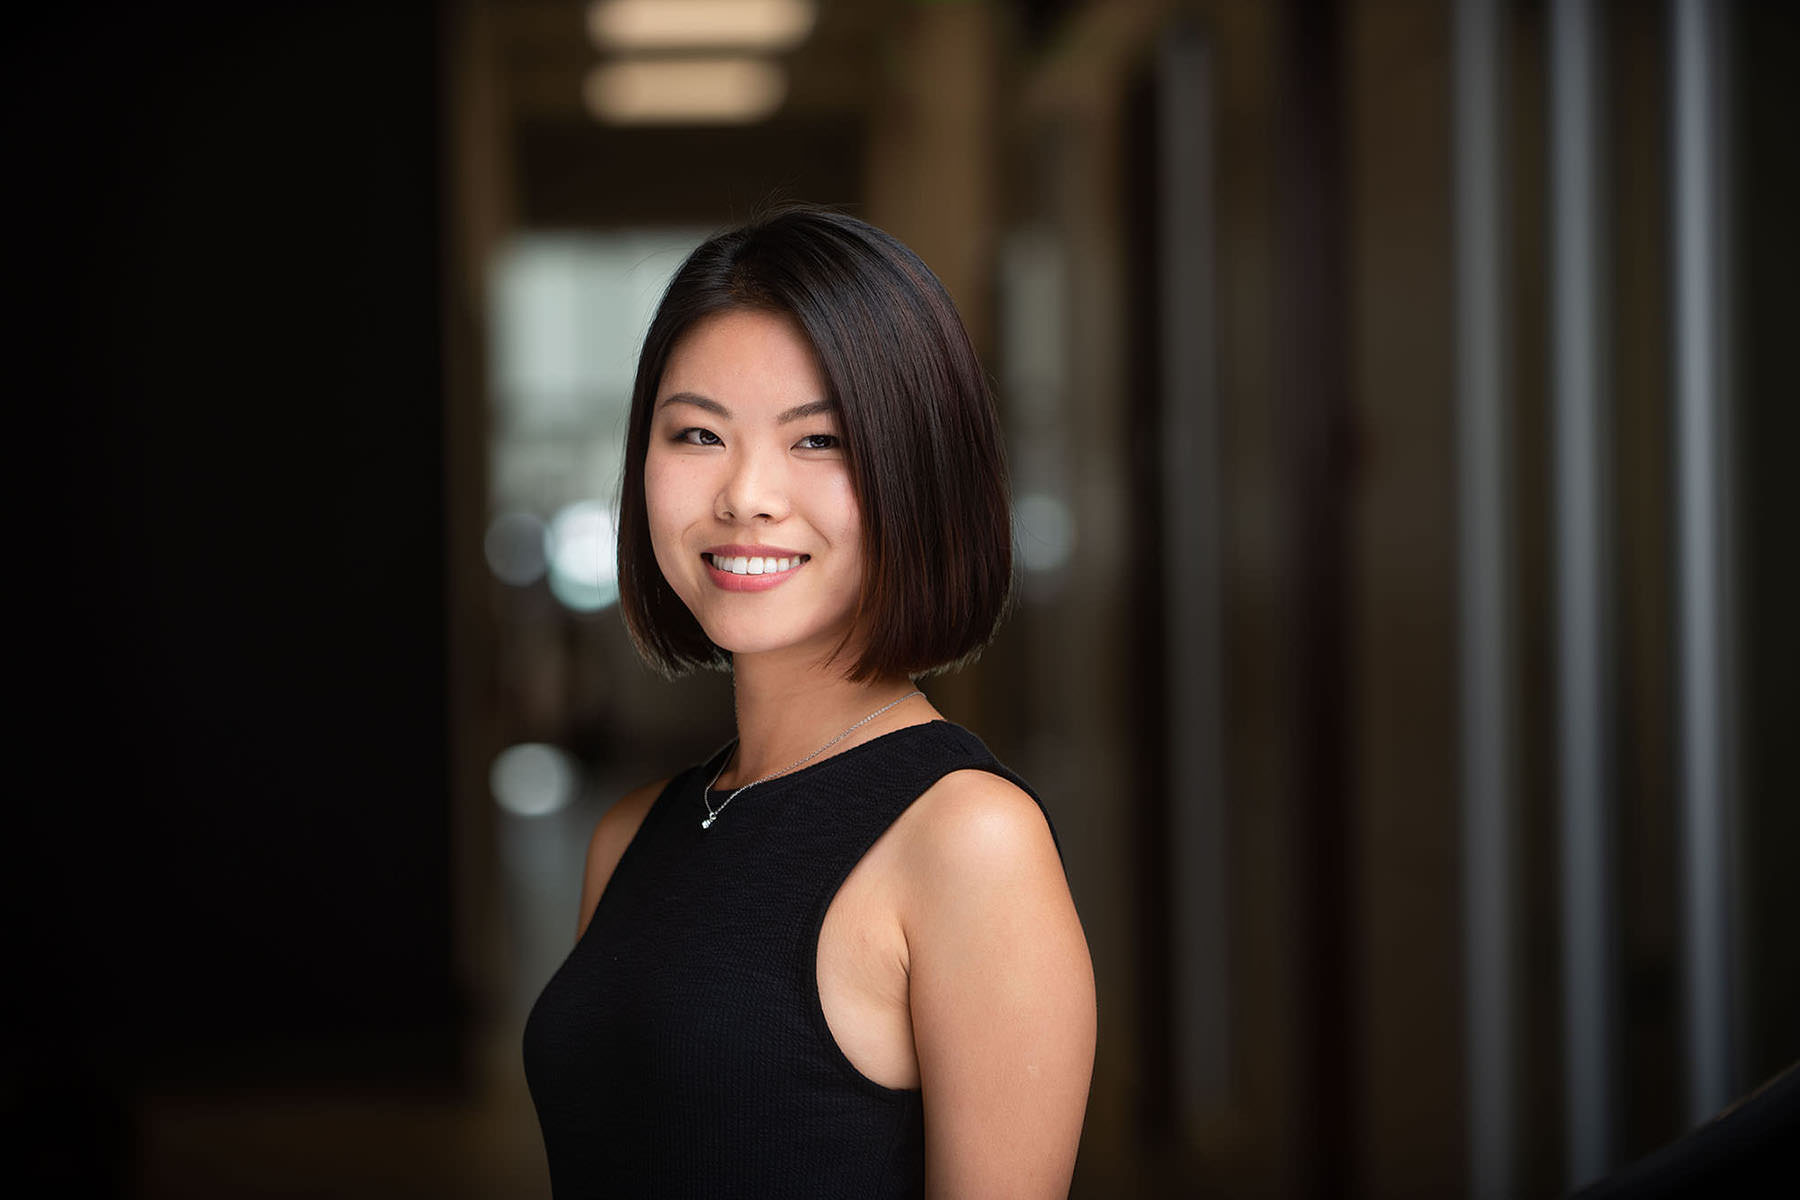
[702,718,955,799]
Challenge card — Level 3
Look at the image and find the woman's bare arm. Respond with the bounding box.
[902,770,1097,1198]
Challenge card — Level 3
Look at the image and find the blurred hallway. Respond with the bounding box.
[11,1,1798,1197]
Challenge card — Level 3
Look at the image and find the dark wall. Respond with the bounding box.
[1738,0,1800,1090]
[11,0,456,1147]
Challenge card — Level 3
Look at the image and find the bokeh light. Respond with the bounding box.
[545,499,619,612]
[1015,491,1076,574]
[490,743,581,817]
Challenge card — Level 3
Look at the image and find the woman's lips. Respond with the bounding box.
[702,550,808,592]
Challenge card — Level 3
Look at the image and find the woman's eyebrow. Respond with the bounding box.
[655,392,837,425]
[776,398,838,424]
[656,391,729,418]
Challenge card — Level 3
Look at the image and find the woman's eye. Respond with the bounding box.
[796,433,840,451]
[675,427,721,446]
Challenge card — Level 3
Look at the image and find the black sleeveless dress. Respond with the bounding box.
[521,719,1051,1199]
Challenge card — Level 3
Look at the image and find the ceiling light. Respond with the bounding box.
[584,57,787,125]
[588,0,817,53]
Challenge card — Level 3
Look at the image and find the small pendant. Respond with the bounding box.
[701,815,714,830]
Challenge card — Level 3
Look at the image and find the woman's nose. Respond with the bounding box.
[716,449,789,523]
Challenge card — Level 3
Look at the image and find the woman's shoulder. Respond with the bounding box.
[575,776,669,939]
[889,768,1093,1197]
[893,765,1060,891]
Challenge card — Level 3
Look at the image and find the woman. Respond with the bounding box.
[523,208,1096,1198]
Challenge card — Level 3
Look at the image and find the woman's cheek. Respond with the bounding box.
[642,461,692,589]
[833,479,864,544]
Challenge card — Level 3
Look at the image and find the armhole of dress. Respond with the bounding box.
[802,745,1052,1101]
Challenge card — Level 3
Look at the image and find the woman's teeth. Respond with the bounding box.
[707,553,805,576]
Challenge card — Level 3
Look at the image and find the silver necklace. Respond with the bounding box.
[701,689,923,830]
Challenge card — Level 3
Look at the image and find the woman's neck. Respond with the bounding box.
[719,654,929,788]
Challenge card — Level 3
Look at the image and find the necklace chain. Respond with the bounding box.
[700,690,923,830]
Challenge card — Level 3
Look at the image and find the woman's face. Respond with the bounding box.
[644,307,865,667]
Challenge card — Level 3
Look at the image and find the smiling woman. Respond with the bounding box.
[615,208,1016,684]
[643,307,866,657]
[522,207,1095,1199]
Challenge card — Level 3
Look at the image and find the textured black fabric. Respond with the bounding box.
[523,720,1049,1199]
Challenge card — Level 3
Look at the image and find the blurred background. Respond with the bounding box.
[10,0,1797,1196]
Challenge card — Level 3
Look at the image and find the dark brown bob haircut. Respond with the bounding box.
[616,206,1013,682]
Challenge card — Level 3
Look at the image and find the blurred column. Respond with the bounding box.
[1549,0,1617,1186]
[864,0,998,727]
[1156,22,1230,1121]
[1277,0,1354,1192]
[443,0,514,1059]
[865,0,996,349]
[1669,0,1738,1129]
[1453,2,1516,1197]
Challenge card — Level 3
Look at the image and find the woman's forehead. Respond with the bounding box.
[657,308,830,414]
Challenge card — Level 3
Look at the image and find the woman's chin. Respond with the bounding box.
[702,623,858,667]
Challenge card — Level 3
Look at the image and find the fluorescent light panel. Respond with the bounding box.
[588,0,817,53]
[584,57,787,124]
